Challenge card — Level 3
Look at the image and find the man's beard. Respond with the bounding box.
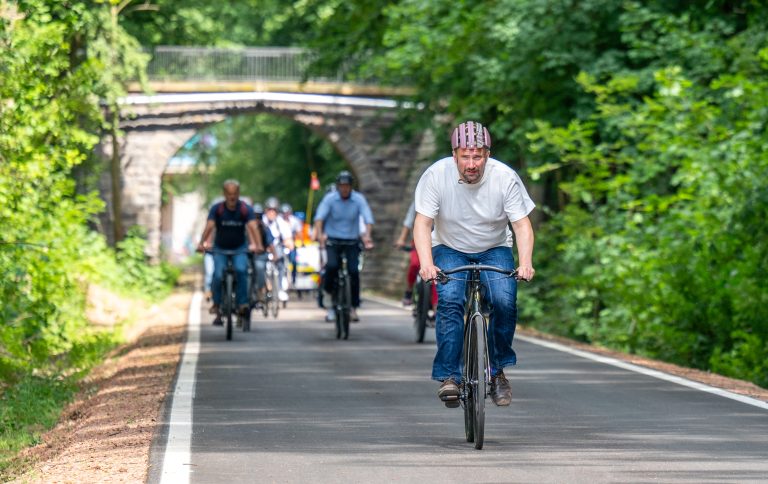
[460,169,482,184]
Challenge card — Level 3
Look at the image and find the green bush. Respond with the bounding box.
[526,41,768,387]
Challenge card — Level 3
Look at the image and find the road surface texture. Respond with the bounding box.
[150,296,768,484]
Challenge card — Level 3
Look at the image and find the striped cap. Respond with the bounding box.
[451,121,491,150]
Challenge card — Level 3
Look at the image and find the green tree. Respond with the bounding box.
[170,114,347,214]
[526,6,768,386]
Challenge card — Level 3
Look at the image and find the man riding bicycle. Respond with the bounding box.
[413,121,536,407]
[313,170,375,323]
[197,180,265,324]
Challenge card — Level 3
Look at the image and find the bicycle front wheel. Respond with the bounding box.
[463,318,476,443]
[414,279,430,343]
[225,274,234,341]
[270,270,280,318]
[471,314,486,449]
[341,275,351,340]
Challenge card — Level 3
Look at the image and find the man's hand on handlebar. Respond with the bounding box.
[248,242,265,254]
[516,265,535,282]
[362,235,374,250]
[419,264,440,283]
[315,232,327,248]
[196,241,209,254]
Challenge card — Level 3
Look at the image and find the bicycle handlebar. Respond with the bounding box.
[435,265,518,284]
[326,239,371,251]
[208,248,249,256]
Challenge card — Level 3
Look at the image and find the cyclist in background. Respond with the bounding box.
[250,202,274,307]
[394,200,418,306]
[280,203,303,285]
[413,121,535,407]
[197,180,264,323]
[313,170,375,323]
[263,197,294,303]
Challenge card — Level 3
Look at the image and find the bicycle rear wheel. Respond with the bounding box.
[471,314,486,449]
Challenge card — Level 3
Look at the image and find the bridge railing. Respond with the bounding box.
[145,46,345,83]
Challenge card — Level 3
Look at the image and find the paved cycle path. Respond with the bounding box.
[154,296,768,483]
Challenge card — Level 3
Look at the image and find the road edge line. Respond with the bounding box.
[364,294,767,410]
[516,334,768,410]
[159,290,202,484]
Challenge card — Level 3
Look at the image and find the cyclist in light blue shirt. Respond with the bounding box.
[313,171,375,322]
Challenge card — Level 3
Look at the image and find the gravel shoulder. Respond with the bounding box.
[9,282,192,484]
[9,287,767,483]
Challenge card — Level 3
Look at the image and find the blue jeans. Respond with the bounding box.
[251,252,268,291]
[432,245,518,382]
[203,252,214,292]
[212,244,249,306]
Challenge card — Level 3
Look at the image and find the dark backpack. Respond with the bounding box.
[215,200,249,221]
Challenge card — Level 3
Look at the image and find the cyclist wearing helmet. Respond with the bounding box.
[263,196,295,303]
[413,121,535,408]
[313,170,375,323]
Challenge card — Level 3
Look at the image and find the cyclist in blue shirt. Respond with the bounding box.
[313,171,375,322]
[197,180,265,323]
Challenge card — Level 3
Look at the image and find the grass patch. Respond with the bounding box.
[0,375,78,476]
[0,329,124,478]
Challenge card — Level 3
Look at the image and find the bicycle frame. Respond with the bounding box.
[462,269,491,399]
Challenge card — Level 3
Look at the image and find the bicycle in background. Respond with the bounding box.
[400,245,436,343]
[436,264,518,450]
[263,253,280,319]
[326,239,362,340]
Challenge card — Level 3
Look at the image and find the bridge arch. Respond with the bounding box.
[98,92,436,294]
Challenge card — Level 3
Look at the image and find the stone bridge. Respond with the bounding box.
[98,91,436,295]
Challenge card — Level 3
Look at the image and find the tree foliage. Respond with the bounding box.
[171,114,347,212]
[0,0,173,385]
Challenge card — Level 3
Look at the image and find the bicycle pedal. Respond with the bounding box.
[440,394,459,402]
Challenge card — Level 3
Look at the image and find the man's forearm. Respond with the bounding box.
[413,216,433,267]
[511,217,534,267]
[247,221,263,247]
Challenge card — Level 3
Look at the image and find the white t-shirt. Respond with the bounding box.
[414,157,535,253]
[263,215,294,246]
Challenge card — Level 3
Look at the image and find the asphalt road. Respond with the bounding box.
[162,295,768,483]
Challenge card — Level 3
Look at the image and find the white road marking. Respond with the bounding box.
[363,295,768,410]
[516,334,768,410]
[159,291,202,484]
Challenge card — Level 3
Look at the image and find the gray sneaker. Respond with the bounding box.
[490,371,512,406]
[438,379,460,408]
